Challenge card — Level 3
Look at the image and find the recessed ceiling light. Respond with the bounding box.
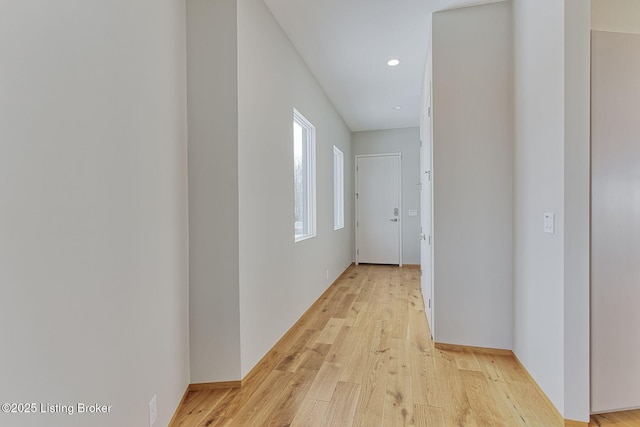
[387,59,400,67]
[393,106,402,110]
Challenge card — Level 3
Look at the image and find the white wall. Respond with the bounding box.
[187,0,242,383]
[564,0,591,421]
[352,128,421,265]
[592,0,640,34]
[513,0,566,414]
[237,0,353,377]
[591,30,640,414]
[432,1,513,350]
[513,0,591,421]
[0,1,189,426]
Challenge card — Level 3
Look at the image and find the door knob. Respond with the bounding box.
[390,218,398,222]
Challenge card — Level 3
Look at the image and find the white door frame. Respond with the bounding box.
[355,153,402,266]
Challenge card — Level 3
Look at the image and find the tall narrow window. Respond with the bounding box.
[293,109,316,242]
[333,146,344,230]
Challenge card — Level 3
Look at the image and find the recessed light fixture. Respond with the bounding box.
[387,58,400,67]
[393,106,402,110]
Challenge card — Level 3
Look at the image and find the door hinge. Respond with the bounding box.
[356,193,359,200]
[428,106,431,117]
[426,170,431,181]
[428,235,431,245]
[357,249,359,255]
[428,298,431,309]
[356,221,359,227]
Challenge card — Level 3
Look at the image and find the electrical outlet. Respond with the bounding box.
[149,395,157,427]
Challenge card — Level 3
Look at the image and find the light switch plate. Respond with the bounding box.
[544,212,555,234]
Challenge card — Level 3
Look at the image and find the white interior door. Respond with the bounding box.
[356,154,401,265]
[591,30,640,414]
[420,93,434,335]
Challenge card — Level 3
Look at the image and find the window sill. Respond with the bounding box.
[295,234,316,243]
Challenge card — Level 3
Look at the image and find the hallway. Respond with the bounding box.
[171,264,577,426]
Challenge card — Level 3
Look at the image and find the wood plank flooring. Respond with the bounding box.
[591,410,640,426]
[171,264,639,426]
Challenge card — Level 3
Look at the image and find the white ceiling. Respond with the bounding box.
[264,0,499,132]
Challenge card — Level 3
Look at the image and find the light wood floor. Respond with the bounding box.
[171,264,639,426]
[590,410,640,426]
